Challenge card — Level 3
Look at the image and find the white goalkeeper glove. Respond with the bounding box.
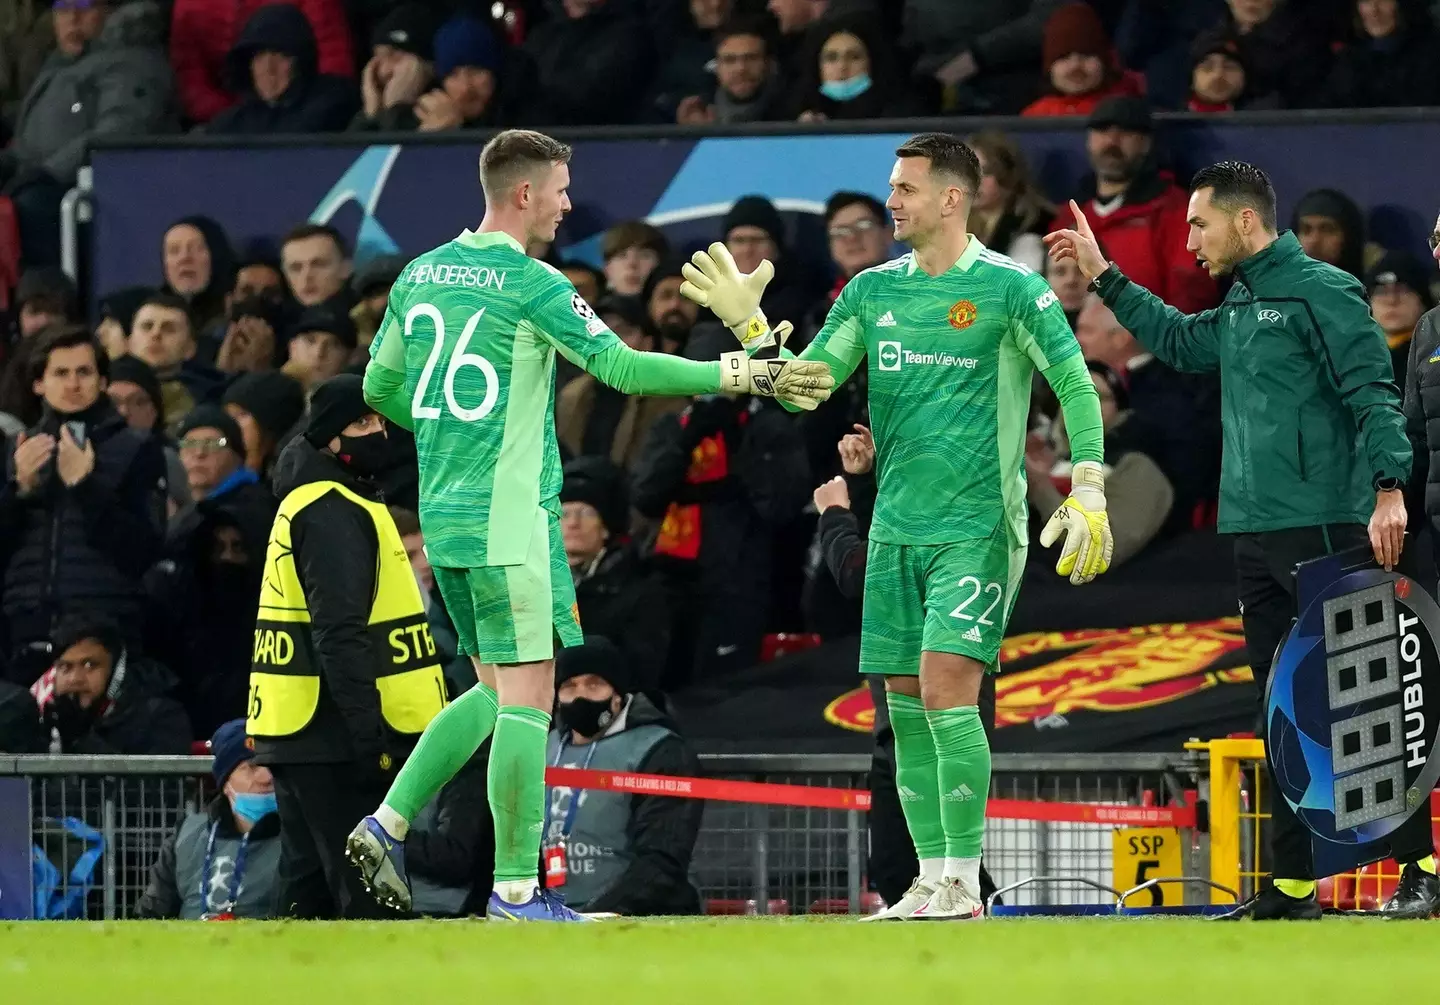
[1038,461,1114,585]
[679,242,778,356]
[718,349,833,411]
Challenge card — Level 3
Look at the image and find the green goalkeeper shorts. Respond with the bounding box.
[433,508,583,665]
[860,526,1026,676]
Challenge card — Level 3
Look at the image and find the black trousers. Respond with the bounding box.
[1234,525,1434,881]
[270,763,397,920]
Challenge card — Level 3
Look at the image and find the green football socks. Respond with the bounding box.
[379,681,498,830]
[927,704,991,860]
[887,693,946,861]
[489,704,553,885]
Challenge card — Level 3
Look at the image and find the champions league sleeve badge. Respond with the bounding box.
[1264,538,1440,876]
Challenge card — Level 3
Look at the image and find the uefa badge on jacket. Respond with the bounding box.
[1266,551,1440,860]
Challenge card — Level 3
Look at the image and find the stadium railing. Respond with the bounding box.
[1193,738,1440,909]
[2,751,1204,919]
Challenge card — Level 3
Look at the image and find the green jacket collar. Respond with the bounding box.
[1234,231,1303,288]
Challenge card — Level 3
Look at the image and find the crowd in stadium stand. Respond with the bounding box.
[1,0,1439,914]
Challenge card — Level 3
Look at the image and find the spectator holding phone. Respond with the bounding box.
[0,327,166,686]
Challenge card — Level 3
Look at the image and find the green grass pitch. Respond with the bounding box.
[4,916,1439,1004]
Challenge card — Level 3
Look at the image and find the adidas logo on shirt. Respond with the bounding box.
[875,311,897,327]
[898,784,922,802]
[943,783,977,803]
[962,626,983,643]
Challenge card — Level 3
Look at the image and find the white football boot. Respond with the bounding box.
[909,877,984,920]
[861,877,937,921]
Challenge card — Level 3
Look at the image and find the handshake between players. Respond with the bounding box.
[676,240,1115,587]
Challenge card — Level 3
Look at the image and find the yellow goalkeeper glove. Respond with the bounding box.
[1038,461,1114,585]
[718,349,833,410]
[679,242,777,356]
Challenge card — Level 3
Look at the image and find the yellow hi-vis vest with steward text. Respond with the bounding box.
[247,479,446,739]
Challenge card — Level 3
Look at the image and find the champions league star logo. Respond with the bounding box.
[1266,566,1440,847]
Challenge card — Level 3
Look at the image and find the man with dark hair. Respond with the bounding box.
[281,223,353,310]
[346,127,830,923]
[1049,160,1436,920]
[1291,188,1368,282]
[678,130,1107,920]
[676,17,783,124]
[0,325,166,685]
[601,221,669,297]
[1051,97,1219,313]
[128,291,227,434]
[27,614,190,753]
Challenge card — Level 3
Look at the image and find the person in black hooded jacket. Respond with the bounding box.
[8,613,191,754]
[206,3,358,135]
[253,374,442,919]
[160,215,236,337]
[0,326,166,686]
[1290,187,1370,282]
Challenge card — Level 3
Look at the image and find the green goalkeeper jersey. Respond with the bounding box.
[368,229,719,568]
[803,236,1100,546]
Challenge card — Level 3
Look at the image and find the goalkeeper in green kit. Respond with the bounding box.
[343,129,832,922]
[680,133,1113,920]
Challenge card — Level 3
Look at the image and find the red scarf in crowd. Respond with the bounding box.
[653,411,748,560]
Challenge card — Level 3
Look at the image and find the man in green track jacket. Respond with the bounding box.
[1047,160,1438,920]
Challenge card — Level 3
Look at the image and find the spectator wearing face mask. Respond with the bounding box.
[249,374,445,919]
[22,614,191,753]
[222,370,306,478]
[0,327,167,686]
[204,2,358,135]
[1022,3,1144,119]
[1325,0,1440,109]
[138,719,282,919]
[544,638,702,917]
[788,15,920,122]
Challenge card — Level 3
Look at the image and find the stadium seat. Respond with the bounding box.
[760,633,822,663]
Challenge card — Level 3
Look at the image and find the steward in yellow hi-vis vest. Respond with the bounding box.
[247,375,444,919]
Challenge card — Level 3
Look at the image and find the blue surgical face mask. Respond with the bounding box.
[820,74,872,102]
[232,791,277,825]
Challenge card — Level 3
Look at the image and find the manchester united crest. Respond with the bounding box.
[948,300,978,330]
